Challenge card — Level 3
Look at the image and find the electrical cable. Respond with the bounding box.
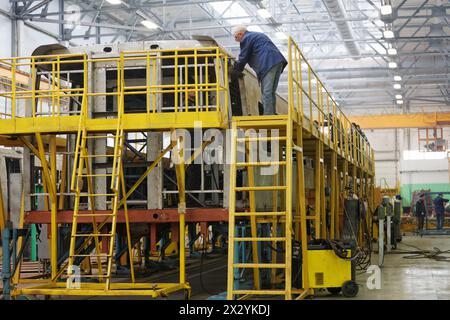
[396,243,450,262]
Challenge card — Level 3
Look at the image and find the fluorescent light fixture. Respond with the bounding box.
[380,5,393,15]
[396,100,404,105]
[257,8,272,19]
[383,30,394,39]
[394,83,402,89]
[394,75,402,81]
[387,48,397,55]
[141,20,160,29]
[395,94,403,99]
[106,0,121,4]
[275,32,288,40]
[388,62,397,68]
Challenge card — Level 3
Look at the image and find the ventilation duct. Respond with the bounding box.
[322,0,361,59]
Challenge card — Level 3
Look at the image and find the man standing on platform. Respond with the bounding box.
[232,25,287,115]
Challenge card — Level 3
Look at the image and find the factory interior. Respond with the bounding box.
[0,0,449,306]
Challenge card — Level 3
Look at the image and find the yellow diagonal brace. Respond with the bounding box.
[118,140,177,208]
[35,133,56,203]
[120,165,135,283]
[185,137,215,167]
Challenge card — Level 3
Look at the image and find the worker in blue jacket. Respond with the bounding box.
[232,25,287,115]
[433,193,449,230]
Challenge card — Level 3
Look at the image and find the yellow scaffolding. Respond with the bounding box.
[226,37,375,300]
[0,46,230,298]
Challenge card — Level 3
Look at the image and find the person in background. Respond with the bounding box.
[433,193,449,230]
[415,193,427,234]
[232,25,287,115]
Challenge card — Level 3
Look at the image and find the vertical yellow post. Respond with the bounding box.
[320,142,326,238]
[120,166,135,283]
[314,139,321,238]
[194,49,199,113]
[31,57,36,118]
[343,160,349,198]
[227,121,237,300]
[146,53,151,113]
[174,132,186,286]
[330,151,337,239]
[50,135,58,281]
[335,164,341,239]
[271,155,279,286]
[11,58,16,118]
[295,124,310,296]
[58,149,67,210]
[245,133,260,290]
[174,49,179,113]
[284,118,293,300]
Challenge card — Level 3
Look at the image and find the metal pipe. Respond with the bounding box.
[321,0,360,58]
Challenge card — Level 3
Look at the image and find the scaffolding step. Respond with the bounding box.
[85,135,116,139]
[81,154,115,158]
[72,234,113,237]
[236,161,286,167]
[73,213,116,217]
[69,274,111,278]
[70,254,112,258]
[231,290,286,295]
[78,193,116,197]
[233,211,286,217]
[234,237,286,241]
[80,174,115,177]
[237,136,287,142]
[233,263,286,268]
[235,186,287,192]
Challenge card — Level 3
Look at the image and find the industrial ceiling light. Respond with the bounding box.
[394,75,402,81]
[257,8,272,19]
[380,5,393,16]
[388,62,397,68]
[106,0,122,4]
[383,30,395,39]
[394,83,402,89]
[275,32,288,40]
[396,100,404,105]
[387,48,397,55]
[141,20,160,29]
[395,94,402,99]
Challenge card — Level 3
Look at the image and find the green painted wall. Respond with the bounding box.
[401,183,450,207]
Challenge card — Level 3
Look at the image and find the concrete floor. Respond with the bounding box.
[185,234,450,300]
[7,234,450,300]
[346,234,450,300]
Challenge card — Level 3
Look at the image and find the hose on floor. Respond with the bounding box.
[393,242,450,262]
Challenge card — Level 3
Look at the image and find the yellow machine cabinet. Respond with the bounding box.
[307,248,358,297]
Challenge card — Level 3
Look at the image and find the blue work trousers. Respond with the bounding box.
[260,62,284,115]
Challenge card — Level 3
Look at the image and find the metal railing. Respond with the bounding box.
[0,47,229,124]
[287,37,374,173]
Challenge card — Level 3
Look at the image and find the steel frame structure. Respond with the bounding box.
[0,36,375,300]
[2,0,447,115]
[0,44,229,298]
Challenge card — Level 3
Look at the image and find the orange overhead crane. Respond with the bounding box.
[349,112,450,129]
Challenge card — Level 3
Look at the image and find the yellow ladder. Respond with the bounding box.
[67,125,125,288]
[227,116,294,300]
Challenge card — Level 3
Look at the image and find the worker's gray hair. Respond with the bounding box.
[232,25,247,35]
